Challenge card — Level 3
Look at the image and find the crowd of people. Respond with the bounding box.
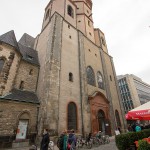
[127,122,150,132]
[57,129,76,150]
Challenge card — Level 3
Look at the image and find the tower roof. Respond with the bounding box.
[19,33,35,48]
[0,30,20,52]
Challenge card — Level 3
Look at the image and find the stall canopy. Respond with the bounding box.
[126,101,150,120]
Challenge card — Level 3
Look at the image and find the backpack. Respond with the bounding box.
[57,134,64,148]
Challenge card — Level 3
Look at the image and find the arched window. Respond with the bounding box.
[45,9,49,20]
[0,58,5,73]
[86,66,95,86]
[67,5,74,18]
[97,71,104,89]
[69,72,73,82]
[68,102,77,130]
[115,110,121,127]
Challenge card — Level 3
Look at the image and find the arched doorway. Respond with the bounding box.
[97,110,105,132]
[16,112,30,140]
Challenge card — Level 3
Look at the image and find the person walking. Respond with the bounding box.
[68,129,76,150]
[57,131,65,150]
[40,128,50,150]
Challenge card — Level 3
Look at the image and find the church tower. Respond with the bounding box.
[35,0,125,135]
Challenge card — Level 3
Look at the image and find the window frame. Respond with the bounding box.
[86,66,96,86]
[67,5,74,18]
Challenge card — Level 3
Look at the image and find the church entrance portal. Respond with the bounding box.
[89,91,111,135]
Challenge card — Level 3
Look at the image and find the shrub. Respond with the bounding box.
[115,129,150,150]
[138,140,150,150]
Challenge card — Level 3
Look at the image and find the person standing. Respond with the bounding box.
[63,130,68,150]
[135,123,141,132]
[40,129,50,150]
[68,129,76,150]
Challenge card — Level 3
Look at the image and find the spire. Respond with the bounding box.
[0,30,20,52]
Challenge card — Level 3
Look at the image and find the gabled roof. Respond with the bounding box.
[18,43,39,66]
[0,30,20,52]
[19,33,35,49]
[2,89,40,104]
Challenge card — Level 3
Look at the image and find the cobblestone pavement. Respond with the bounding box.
[3,136,118,150]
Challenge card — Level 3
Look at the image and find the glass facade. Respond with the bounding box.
[118,78,134,114]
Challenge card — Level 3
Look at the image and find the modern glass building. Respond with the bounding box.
[117,74,150,114]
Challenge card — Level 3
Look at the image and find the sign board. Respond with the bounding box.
[16,120,28,140]
[115,130,120,135]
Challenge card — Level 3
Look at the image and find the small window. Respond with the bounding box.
[67,5,74,18]
[88,49,91,52]
[0,58,5,73]
[45,9,50,20]
[27,55,33,60]
[19,81,24,90]
[95,54,97,57]
[68,25,70,29]
[110,75,112,81]
[87,10,89,14]
[88,20,91,26]
[101,37,105,46]
[78,20,81,23]
[29,69,33,75]
[89,32,92,36]
[69,72,73,82]
[77,8,79,9]
[69,35,72,39]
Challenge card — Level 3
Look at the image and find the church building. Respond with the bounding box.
[0,0,125,148]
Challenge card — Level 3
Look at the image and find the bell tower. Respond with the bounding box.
[72,0,95,43]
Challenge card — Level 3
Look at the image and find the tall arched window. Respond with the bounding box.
[68,102,77,130]
[67,5,74,18]
[115,110,121,127]
[0,58,5,73]
[86,66,95,86]
[97,71,104,89]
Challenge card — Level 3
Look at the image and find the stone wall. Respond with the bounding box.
[0,43,21,96]
[0,99,39,135]
[14,61,39,92]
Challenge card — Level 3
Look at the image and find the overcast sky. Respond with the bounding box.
[0,0,150,84]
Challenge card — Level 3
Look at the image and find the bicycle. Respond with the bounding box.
[76,136,92,149]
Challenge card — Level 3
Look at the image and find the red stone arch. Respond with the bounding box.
[89,91,111,135]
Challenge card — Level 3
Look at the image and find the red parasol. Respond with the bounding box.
[125,101,150,120]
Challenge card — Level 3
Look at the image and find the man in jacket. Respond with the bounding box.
[41,128,50,150]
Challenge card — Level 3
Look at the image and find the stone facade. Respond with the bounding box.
[36,0,126,135]
[0,31,39,148]
[0,100,38,135]
[0,1,126,148]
